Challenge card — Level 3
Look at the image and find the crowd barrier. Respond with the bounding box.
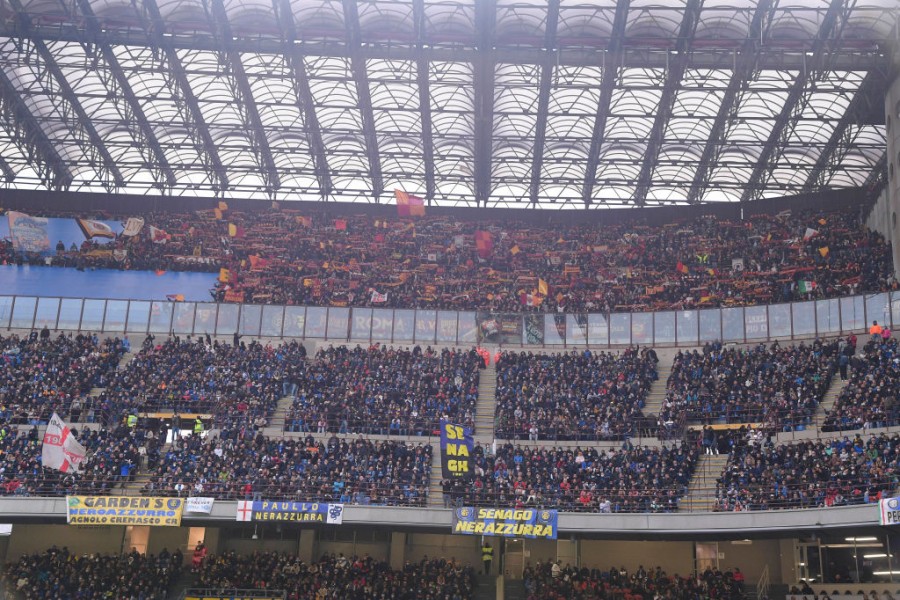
[0,292,896,346]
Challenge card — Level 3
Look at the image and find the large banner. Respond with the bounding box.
[42,412,87,473]
[235,501,344,524]
[185,497,215,514]
[440,420,473,479]
[879,496,900,525]
[7,211,49,253]
[452,507,558,539]
[66,496,184,526]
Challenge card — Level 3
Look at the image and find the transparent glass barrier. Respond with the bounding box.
[127,301,151,334]
[193,303,218,335]
[260,305,284,337]
[588,313,609,346]
[840,296,865,332]
[744,305,768,340]
[103,300,128,333]
[215,304,239,336]
[414,310,437,344]
[476,313,521,345]
[350,308,372,341]
[865,293,890,331]
[792,300,817,337]
[566,314,588,346]
[654,311,675,344]
[0,297,12,329]
[458,312,477,344]
[893,292,900,328]
[768,303,792,338]
[282,306,306,338]
[676,310,698,345]
[10,296,37,329]
[80,299,106,331]
[436,311,457,343]
[34,297,59,329]
[543,314,565,345]
[371,309,393,341]
[172,302,196,334]
[631,312,653,345]
[238,304,262,337]
[609,313,630,345]
[524,315,543,345]
[722,307,744,342]
[149,301,174,334]
[57,298,83,331]
[393,310,415,343]
[327,307,350,340]
[304,307,327,338]
[698,309,721,342]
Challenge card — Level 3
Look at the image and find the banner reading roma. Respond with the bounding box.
[66,496,184,526]
[236,500,344,524]
[452,507,558,540]
[440,420,473,479]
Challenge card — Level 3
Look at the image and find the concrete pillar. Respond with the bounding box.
[389,532,407,570]
[885,72,900,279]
[298,529,316,563]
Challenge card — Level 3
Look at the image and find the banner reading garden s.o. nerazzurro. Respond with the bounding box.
[66,496,184,526]
[452,507,558,539]
[236,500,343,524]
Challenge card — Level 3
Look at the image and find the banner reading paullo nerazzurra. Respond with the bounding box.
[235,500,344,524]
[440,420,473,479]
[452,507,558,540]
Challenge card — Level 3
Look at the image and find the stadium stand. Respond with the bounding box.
[823,337,900,432]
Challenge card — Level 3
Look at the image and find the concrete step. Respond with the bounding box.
[815,373,849,422]
[679,453,729,513]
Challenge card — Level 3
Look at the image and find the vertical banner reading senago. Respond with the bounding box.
[440,420,473,479]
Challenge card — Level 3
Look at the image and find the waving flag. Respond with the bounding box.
[122,217,145,237]
[42,413,87,473]
[76,219,116,240]
[474,231,493,259]
[149,225,169,244]
[395,189,426,217]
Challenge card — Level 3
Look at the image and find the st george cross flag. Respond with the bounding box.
[42,413,87,473]
[236,500,254,521]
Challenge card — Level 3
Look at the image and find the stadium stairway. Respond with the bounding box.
[813,374,849,426]
[679,453,729,513]
[168,571,198,600]
[428,452,445,508]
[262,395,297,436]
[474,364,497,443]
[475,574,499,600]
[642,361,673,420]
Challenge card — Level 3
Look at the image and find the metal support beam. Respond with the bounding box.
[342,0,383,199]
[582,0,630,207]
[74,0,176,189]
[863,152,887,202]
[413,0,435,202]
[9,0,124,190]
[632,0,702,206]
[208,0,280,193]
[528,0,560,207]
[686,0,775,204]
[273,0,332,199]
[141,0,229,192]
[473,0,496,207]
[802,68,887,192]
[0,58,70,189]
[0,155,16,183]
[740,0,848,203]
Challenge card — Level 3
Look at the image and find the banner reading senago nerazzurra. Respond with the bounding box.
[236,500,343,524]
[452,507,558,539]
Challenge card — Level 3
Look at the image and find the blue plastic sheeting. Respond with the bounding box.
[0,265,217,301]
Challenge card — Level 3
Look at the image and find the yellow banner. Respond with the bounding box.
[66,496,184,527]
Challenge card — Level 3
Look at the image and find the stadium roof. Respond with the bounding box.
[0,0,896,209]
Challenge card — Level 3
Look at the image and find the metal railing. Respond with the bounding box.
[0,291,895,347]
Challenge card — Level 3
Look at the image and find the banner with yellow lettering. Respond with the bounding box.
[439,420,473,479]
[66,496,184,526]
[452,507,558,539]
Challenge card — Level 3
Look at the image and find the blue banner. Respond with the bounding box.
[2,214,122,255]
[452,507,558,539]
[236,500,343,524]
[439,420,473,479]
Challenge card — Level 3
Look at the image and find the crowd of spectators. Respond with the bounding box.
[141,429,433,506]
[194,552,475,600]
[0,332,126,425]
[494,348,658,441]
[284,344,481,435]
[824,337,900,432]
[661,340,838,429]
[715,432,900,511]
[2,206,892,314]
[3,546,183,599]
[523,562,745,600]
[96,335,307,429]
[443,442,697,513]
[0,422,160,497]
